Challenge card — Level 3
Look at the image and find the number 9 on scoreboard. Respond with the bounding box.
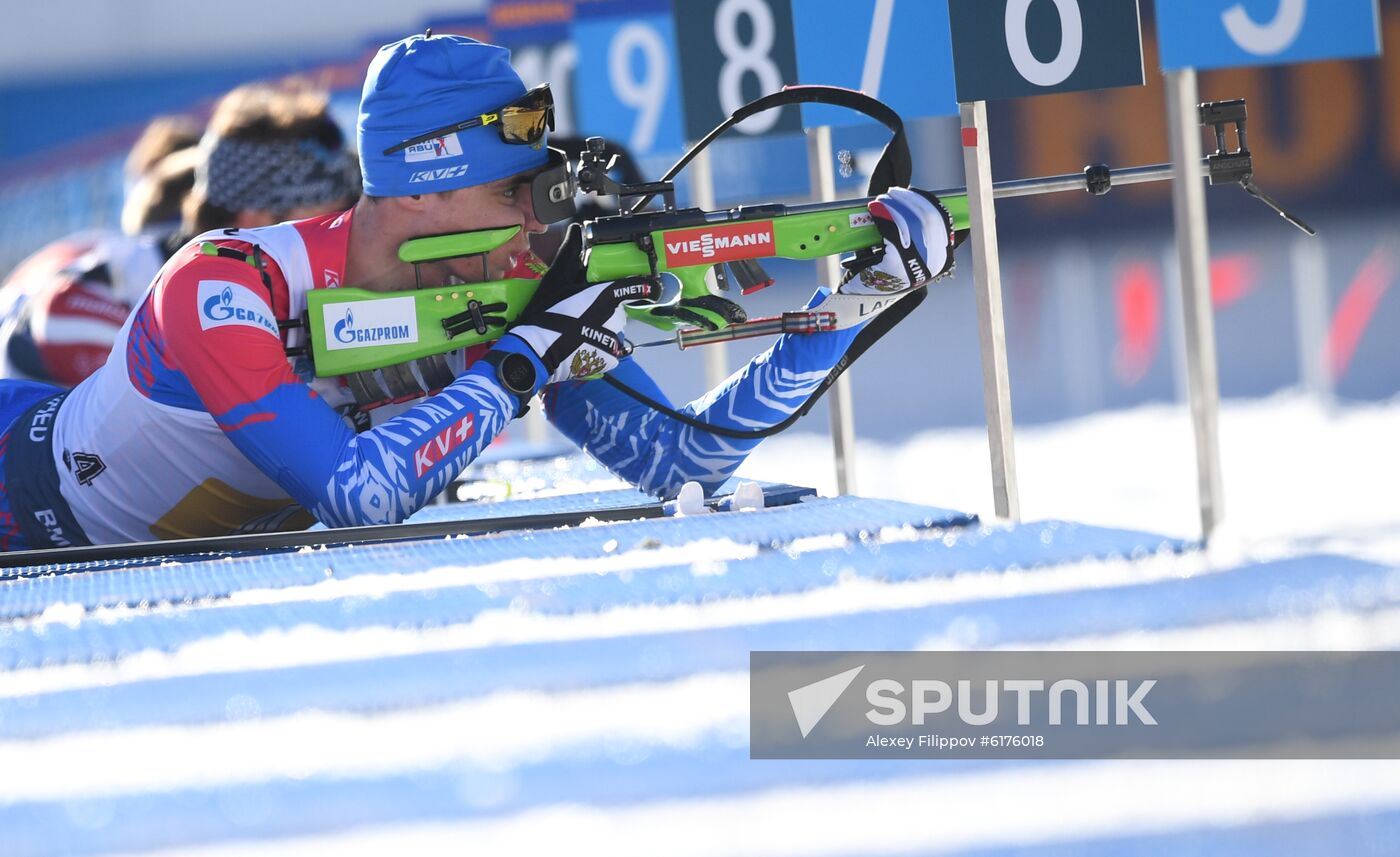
[573,0,687,157]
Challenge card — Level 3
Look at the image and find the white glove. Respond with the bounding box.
[844,187,956,295]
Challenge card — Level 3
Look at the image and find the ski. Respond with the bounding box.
[0,483,815,574]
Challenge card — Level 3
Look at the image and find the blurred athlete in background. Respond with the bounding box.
[0,116,200,385]
[122,114,202,198]
[0,82,359,387]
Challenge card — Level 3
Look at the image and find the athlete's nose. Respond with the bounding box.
[517,188,546,235]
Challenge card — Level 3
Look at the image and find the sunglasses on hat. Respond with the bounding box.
[382,84,554,156]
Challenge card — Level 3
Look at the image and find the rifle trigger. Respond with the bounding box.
[713,263,731,292]
[638,234,662,282]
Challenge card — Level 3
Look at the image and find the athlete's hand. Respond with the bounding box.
[499,224,658,384]
[845,187,956,294]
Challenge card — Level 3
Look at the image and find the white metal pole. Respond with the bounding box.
[1164,68,1224,542]
[1162,243,1191,406]
[959,100,1020,522]
[806,125,858,495]
[688,147,728,390]
[1290,233,1332,403]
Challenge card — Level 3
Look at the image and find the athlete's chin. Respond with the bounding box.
[493,246,527,277]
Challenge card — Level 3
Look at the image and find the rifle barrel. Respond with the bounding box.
[586,158,1220,246]
[979,160,1206,199]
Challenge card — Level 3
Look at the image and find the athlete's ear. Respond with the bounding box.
[391,194,426,209]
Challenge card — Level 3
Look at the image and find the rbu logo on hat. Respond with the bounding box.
[404,133,464,163]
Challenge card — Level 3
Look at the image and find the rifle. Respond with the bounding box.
[300,89,1311,405]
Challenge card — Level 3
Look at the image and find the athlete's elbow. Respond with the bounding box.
[311,487,407,530]
[639,468,732,501]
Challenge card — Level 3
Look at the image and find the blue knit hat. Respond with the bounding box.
[358,34,548,197]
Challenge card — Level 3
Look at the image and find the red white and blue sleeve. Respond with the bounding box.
[157,250,521,528]
[542,288,863,499]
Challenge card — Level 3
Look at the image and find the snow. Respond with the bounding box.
[123,760,1400,857]
[3,391,1399,856]
[0,672,750,803]
[743,390,1400,562]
